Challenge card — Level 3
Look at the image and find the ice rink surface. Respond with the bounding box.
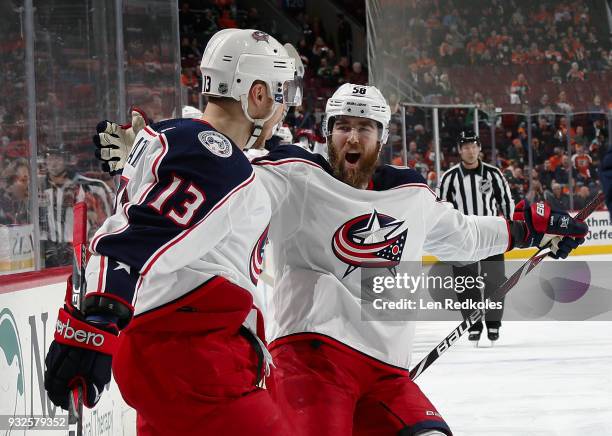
[412,255,612,436]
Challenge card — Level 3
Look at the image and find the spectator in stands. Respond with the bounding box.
[406,141,418,165]
[537,101,556,126]
[510,73,529,104]
[181,67,199,90]
[531,137,547,165]
[588,94,605,118]
[571,143,592,181]
[545,44,563,64]
[555,91,573,113]
[546,182,570,210]
[330,64,346,87]
[572,125,588,147]
[550,62,563,84]
[337,56,351,78]
[548,147,565,171]
[553,154,577,185]
[507,138,525,166]
[537,94,550,112]
[535,117,555,147]
[316,57,333,86]
[407,63,420,84]
[526,179,545,203]
[573,185,592,210]
[412,124,430,153]
[422,72,440,101]
[312,36,330,69]
[566,61,585,81]
[286,104,315,130]
[0,158,29,225]
[180,36,199,65]
[438,73,452,95]
[540,159,555,190]
[508,166,527,202]
[348,62,367,85]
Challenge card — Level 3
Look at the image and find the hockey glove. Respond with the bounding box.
[45,279,133,410]
[510,200,588,259]
[93,108,148,175]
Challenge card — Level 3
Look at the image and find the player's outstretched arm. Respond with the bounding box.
[424,195,587,261]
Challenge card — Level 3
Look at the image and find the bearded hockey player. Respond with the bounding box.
[44,28,301,435]
[250,83,588,436]
[87,81,587,435]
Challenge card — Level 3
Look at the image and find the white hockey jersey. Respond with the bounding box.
[84,119,271,322]
[253,145,509,369]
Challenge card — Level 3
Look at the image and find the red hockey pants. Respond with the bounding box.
[112,277,289,435]
[268,335,452,436]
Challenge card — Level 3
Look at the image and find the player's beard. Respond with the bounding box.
[328,140,381,189]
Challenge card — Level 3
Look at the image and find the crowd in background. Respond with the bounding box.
[0,0,610,271]
[381,0,611,110]
[386,106,607,211]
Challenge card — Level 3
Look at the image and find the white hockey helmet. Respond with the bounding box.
[200,29,301,148]
[322,83,391,144]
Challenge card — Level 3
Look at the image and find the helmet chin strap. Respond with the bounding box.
[240,95,279,149]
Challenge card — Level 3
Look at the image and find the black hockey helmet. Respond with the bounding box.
[457,130,481,147]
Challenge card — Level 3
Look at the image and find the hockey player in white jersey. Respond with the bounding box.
[44,28,301,435]
[250,83,588,436]
[86,79,587,435]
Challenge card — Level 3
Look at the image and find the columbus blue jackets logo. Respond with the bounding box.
[249,225,269,285]
[332,210,408,277]
[251,31,270,43]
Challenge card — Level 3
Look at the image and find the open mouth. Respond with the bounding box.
[345,152,361,165]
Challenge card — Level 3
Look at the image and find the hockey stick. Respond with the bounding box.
[410,192,604,380]
[68,188,87,436]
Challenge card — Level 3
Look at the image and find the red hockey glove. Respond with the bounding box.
[510,200,588,259]
[44,279,133,410]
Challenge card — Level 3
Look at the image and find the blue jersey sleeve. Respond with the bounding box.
[86,119,254,306]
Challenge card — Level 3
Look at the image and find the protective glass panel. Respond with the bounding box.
[124,0,182,120]
[367,0,611,114]
[0,1,36,273]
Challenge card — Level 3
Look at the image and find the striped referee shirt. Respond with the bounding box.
[438,161,514,218]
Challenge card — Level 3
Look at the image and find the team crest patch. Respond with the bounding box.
[251,31,269,43]
[332,210,408,278]
[198,131,233,158]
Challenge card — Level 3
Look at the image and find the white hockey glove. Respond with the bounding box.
[93,108,148,175]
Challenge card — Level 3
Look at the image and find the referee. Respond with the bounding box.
[438,131,514,342]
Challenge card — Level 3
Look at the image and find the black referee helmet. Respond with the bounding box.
[457,130,481,147]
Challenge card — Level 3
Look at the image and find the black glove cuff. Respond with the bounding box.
[83,295,133,330]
